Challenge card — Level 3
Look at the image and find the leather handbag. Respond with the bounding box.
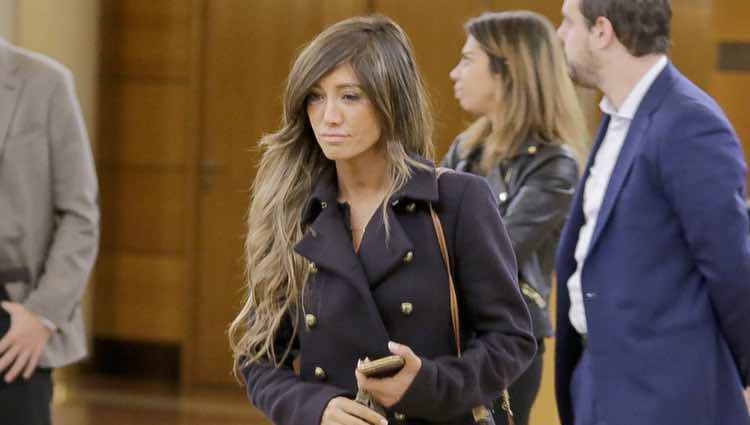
[429,190,515,425]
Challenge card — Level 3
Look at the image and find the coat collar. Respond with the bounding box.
[300,156,439,226]
[295,155,439,288]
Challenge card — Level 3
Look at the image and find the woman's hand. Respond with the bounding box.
[744,387,750,414]
[355,341,422,408]
[321,397,388,425]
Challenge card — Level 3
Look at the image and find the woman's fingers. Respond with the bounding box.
[322,396,388,425]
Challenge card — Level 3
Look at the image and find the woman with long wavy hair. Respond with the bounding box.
[229,15,535,425]
[444,11,586,425]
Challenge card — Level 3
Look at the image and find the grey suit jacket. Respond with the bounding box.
[0,38,99,368]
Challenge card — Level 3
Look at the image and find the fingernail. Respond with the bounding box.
[388,341,397,350]
[381,420,388,425]
[365,357,370,362]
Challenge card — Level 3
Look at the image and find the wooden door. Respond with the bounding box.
[190,0,369,387]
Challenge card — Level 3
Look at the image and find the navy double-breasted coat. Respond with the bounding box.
[243,161,536,425]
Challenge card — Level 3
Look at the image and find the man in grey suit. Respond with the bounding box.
[0,38,99,424]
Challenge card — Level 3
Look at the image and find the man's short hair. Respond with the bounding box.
[580,0,671,56]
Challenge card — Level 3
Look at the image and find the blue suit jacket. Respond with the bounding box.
[555,63,750,425]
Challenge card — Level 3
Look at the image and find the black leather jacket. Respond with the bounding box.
[443,137,579,339]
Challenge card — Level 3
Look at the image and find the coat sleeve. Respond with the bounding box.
[23,69,99,328]
[504,155,579,265]
[658,103,750,387]
[242,316,351,425]
[392,176,536,420]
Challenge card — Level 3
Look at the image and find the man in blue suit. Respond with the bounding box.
[555,0,750,424]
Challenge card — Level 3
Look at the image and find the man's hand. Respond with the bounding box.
[744,387,749,414]
[0,301,52,383]
[355,341,422,408]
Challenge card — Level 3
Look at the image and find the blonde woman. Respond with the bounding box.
[444,11,586,425]
[229,15,535,425]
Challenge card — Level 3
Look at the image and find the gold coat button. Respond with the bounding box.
[403,251,414,264]
[305,314,317,328]
[406,202,416,213]
[314,366,327,380]
[320,201,328,209]
[401,302,413,316]
[394,412,407,421]
[308,262,318,274]
[498,192,508,203]
[527,145,538,154]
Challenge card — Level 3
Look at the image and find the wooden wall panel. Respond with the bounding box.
[712,74,750,155]
[94,254,186,342]
[99,169,187,254]
[671,0,715,91]
[373,0,488,157]
[491,0,561,19]
[320,0,370,26]
[98,82,189,168]
[95,1,197,350]
[100,0,191,79]
[712,0,750,188]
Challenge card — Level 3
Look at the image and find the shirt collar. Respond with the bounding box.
[599,55,668,119]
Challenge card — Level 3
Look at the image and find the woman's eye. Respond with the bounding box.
[307,92,324,104]
[342,93,361,102]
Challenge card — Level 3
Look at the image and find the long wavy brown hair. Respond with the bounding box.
[229,15,433,378]
[459,11,586,174]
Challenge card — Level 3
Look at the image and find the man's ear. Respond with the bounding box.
[591,16,617,49]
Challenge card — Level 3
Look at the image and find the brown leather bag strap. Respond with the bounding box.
[429,204,461,356]
[430,169,515,425]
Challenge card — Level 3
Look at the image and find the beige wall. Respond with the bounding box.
[0,1,16,41]
[14,0,100,146]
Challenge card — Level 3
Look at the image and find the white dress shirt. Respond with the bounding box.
[567,56,668,335]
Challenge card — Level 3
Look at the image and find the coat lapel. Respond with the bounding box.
[586,64,676,257]
[357,204,413,287]
[295,201,365,283]
[0,40,20,162]
[294,166,392,346]
[358,161,438,287]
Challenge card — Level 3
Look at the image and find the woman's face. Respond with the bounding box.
[307,63,383,163]
[449,36,501,116]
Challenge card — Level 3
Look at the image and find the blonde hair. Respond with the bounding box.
[460,11,586,174]
[229,15,433,378]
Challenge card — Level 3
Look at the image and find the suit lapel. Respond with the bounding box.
[586,63,676,257]
[585,116,649,256]
[557,115,611,280]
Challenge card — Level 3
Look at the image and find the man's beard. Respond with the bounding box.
[567,48,599,89]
